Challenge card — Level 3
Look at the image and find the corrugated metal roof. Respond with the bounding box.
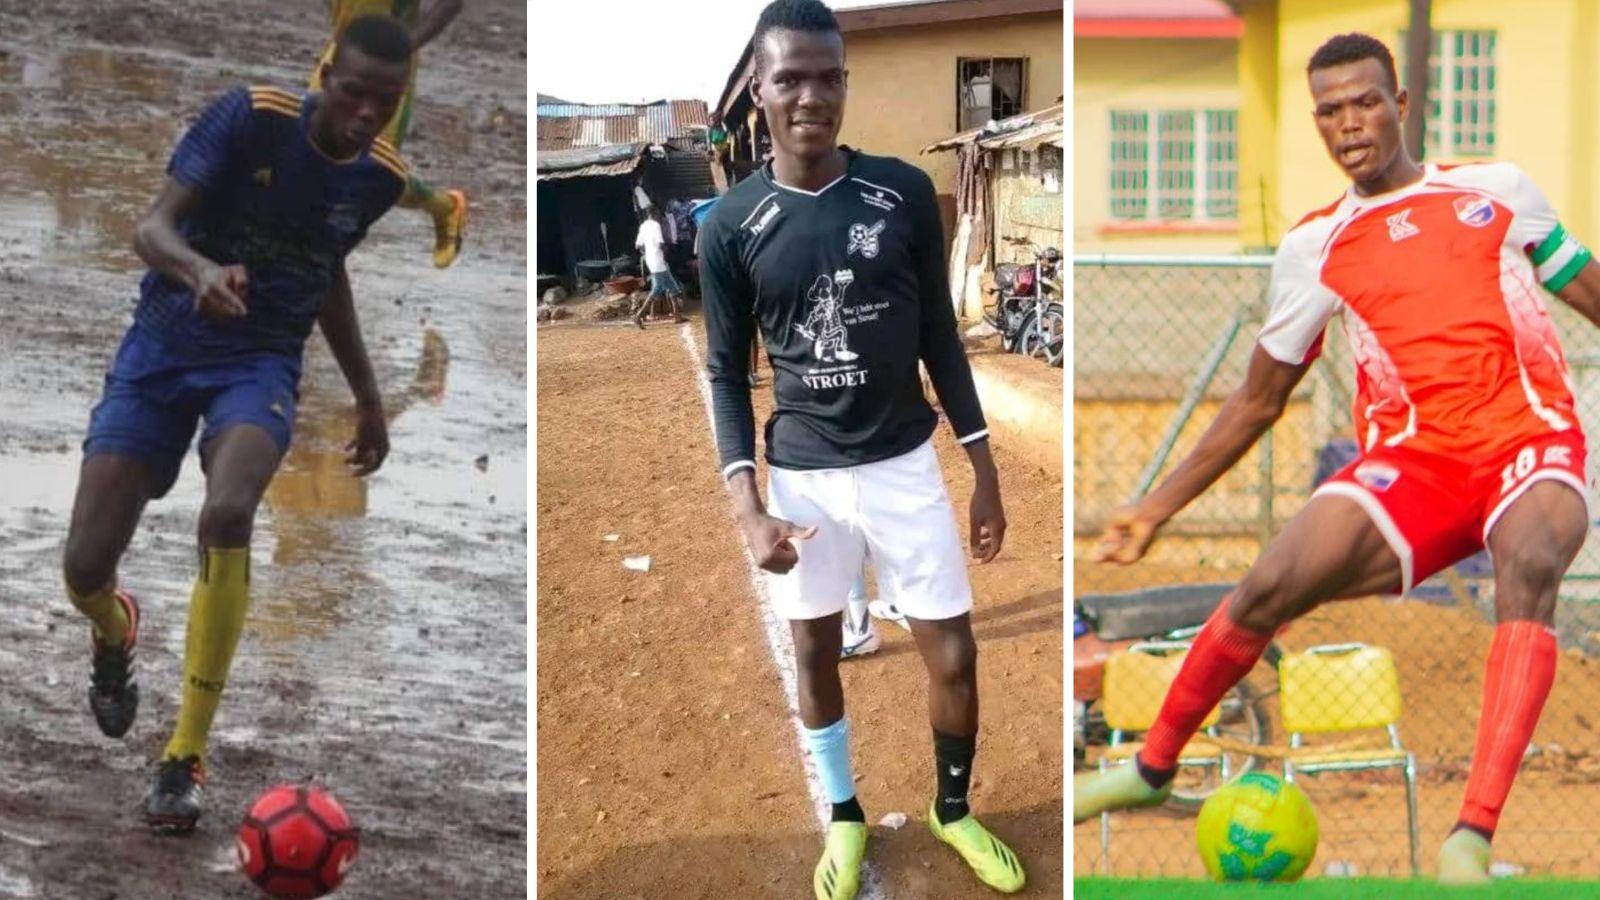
[670,100,710,129]
[921,103,1065,153]
[537,103,638,118]
[535,143,646,181]
[536,116,579,147]
[536,157,643,180]
[535,99,712,151]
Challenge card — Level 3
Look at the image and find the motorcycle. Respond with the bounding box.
[1074,582,1281,807]
[985,238,1063,367]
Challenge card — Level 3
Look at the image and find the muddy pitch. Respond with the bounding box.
[0,2,527,897]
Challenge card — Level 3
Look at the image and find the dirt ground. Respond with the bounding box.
[535,314,1064,897]
[0,2,526,897]
[1075,595,1600,881]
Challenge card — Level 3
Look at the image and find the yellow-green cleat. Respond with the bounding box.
[928,802,1025,893]
[1436,829,1493,885]
[433,189,468,269]
[1073,762,1172,824]
[814,821,867,900]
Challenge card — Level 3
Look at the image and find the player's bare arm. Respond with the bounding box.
[1094,345,1311,564]
[413,0,464,49]
[964,438,1005,563]
[1554,258,1600,328]
[727,467,816,575]
[132,179,246,320]
[319,260,389,476]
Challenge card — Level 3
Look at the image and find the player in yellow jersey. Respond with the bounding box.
[311,0,468,268]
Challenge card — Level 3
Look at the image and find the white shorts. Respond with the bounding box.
[765,440,973,622]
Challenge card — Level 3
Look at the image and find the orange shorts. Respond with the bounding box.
[1313,431,1589,593]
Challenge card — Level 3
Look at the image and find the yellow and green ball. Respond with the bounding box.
[1195,772,1319,882]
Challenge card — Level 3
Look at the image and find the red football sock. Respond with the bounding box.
[1138,596,1273,778]
[1457,621,1557,839]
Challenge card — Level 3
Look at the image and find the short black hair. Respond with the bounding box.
[334,13,414,67]
[1307,33,1398,93]
[752,0,841,70]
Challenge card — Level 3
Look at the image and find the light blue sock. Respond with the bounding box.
[846,569,870,632]
[848,569,869,604]
[804,717,858,804]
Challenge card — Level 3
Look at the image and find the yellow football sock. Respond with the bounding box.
[66,575,128,646]
[401,174,456,220]
[163,547,251,762]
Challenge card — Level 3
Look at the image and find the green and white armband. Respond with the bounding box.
[1531,224,1593,293]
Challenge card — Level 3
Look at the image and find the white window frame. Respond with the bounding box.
[1108,107,1238,223]
[1400,29,1497,158]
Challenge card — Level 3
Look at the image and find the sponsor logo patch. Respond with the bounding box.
[749,203,780,234]
[861,189,896,212]
[1386,209,1420,242]
[1354,461,1401,492]
[1453,195,1496,227]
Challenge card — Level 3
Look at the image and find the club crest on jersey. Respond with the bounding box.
[1386,209,1420,242]
[1354,461,1401,492]
[847,220,885,258]
[1453,196,1496,228]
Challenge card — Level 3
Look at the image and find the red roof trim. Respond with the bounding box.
[1075,18,1243,38]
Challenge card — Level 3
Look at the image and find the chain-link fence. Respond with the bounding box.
[1074,254,1600,881]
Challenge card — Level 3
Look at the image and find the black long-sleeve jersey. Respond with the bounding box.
[699,149,989,477]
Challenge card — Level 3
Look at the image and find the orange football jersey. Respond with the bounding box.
[1259,162,1590,457]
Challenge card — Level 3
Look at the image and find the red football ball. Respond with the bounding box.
[236,784,360,899]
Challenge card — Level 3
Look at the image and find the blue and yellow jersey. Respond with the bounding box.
[134,85,407,361]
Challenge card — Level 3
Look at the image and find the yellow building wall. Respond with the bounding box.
[1237,0,1280,251]
[840,12,1064,214]
[1267,0,1594,243]
[1074,36,1242,254]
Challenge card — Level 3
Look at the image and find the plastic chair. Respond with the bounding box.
[1279,642,1419,875]
[1096,641,1226,874]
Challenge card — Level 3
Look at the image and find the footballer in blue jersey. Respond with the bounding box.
[60,14,415,834]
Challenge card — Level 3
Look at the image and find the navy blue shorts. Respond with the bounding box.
[84,325,300,498]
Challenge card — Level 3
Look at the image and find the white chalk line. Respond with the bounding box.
[679,324,886,899]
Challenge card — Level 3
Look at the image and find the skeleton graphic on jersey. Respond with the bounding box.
[796,270,860,363]
[1258,162,1585,458]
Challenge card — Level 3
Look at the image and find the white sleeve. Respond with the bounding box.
[1446,162,1589,290]
[1492,164,1559,252]
[1256,229,1341,365]
[1501,165,1590,291]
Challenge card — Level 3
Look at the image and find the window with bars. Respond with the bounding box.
[958,58,1026,132]
[1399,29,1496,157]
[1108,108,1238,222]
